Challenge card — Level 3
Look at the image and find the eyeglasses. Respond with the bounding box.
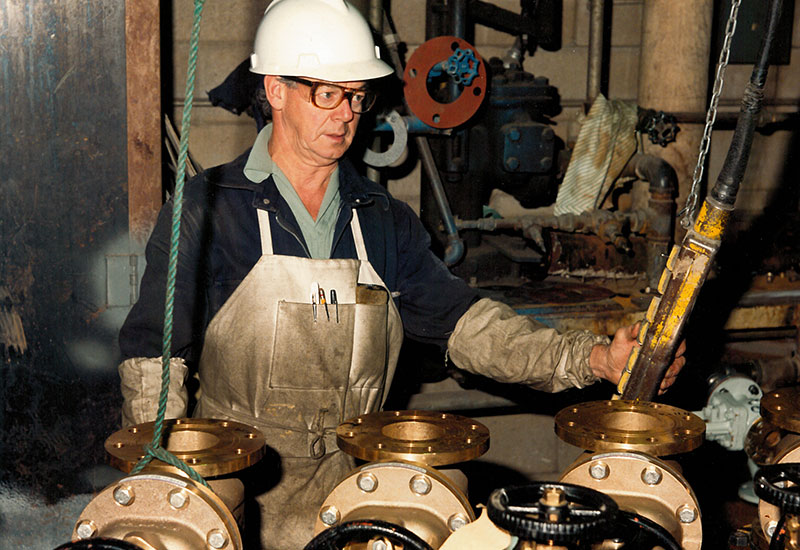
[281,76,377,114]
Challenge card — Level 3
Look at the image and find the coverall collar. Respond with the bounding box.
[241,123,373,210]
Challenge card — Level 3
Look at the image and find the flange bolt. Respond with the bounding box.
[207,529,228,549]
[113,485,134,506]
[410,474,432,495]
[357,472,378,493]
[75,520,96,540]
[589,462,610,480]
[641,466,663,486]
[320,505,340,526]
[677,504,697,524]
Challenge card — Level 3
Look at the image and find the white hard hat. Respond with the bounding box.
[250,0,394,82]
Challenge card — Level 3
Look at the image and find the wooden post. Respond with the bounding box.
[125,0,162,250]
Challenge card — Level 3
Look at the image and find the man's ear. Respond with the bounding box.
[263,75,285,111]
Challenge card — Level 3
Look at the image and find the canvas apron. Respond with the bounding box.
[195,208,403,550]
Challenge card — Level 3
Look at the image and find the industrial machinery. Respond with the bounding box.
[555,400,705,550]
[306,410,489,549]
[739,387,800,548]
[58,419,266,550]
[300,404,706,549]
[753,462,800,550]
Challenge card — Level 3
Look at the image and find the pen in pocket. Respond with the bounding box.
[330,289,338,323]
[310,282,318,322]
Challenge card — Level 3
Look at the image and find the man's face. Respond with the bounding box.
[277,77,365,166]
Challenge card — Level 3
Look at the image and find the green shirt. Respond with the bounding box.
[243,124,341,259]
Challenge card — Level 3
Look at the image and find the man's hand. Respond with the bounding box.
[589,323,687,395]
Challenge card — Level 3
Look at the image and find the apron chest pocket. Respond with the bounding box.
[269,300,356,390]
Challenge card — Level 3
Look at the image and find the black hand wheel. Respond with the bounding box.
[487,482,618,545]
[54,539,144,550]
[303,519,434,550]
[611,510,682,550]
[755,463,800,513]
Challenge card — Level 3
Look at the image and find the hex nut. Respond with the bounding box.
[641,466,663,486]
[357,472,378,493]
[113,485,134,506]
[409,474,432,496]
[75,520,96,540]
[207,528,228,549]
[320,505,340,526]
[168,488,189,509]
[677,504,697,524]
[589,462,610,480]
[448,513,469,532]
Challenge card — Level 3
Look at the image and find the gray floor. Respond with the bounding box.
[0,466,124,549]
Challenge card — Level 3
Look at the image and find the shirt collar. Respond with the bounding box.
[242,122,373,208]
[243,123,276,184]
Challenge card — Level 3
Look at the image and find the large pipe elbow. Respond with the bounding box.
[623,153,678,196]
[622,154,678,289]
[443,234,465,266]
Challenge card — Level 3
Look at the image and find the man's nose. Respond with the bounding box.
[331,94,356,121]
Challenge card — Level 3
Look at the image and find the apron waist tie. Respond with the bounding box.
[198,397,339,459]
[310,408,336,459]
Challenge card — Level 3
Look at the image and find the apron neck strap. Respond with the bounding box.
[257,209,273,256]
[257,208,369,262]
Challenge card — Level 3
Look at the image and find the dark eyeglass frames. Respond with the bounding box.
[281,75,378,114]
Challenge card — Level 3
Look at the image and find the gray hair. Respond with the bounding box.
[256,76,298,119]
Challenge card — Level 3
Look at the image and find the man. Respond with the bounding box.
[118,1,685,548]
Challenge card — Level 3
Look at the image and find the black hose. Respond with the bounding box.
[710,0,784,206]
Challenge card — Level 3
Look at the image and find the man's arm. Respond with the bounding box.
[118,178,210,426]
[447,298,609,393]
[389,197,686,393]
[449,300,686,394]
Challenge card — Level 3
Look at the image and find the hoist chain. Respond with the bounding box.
[680,0,742,229]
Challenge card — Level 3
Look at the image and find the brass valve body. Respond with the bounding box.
[314,461,475,548]
[762,387,800,433]
[72,471,242,550]
[757,426,800,542]
[559,451,702,550]
[71,418,266,549]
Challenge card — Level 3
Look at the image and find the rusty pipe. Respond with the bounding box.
[621,154,678,289]
[586,0,605,104]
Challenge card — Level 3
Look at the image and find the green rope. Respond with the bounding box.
[131,0,208,486]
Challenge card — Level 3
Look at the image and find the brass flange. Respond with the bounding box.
[745,418,786,466]
[761,387,800,433]
[336,410,490,466]
[106,418,266,477]
[554,400,705,456]
[72,471,242,550]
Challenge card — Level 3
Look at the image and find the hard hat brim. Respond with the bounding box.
[251,57,394,82]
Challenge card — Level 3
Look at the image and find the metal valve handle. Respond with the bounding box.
[755,463,800,513]
[54,538,144,550]
[304,519,434,550]
[487,482,618,544]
